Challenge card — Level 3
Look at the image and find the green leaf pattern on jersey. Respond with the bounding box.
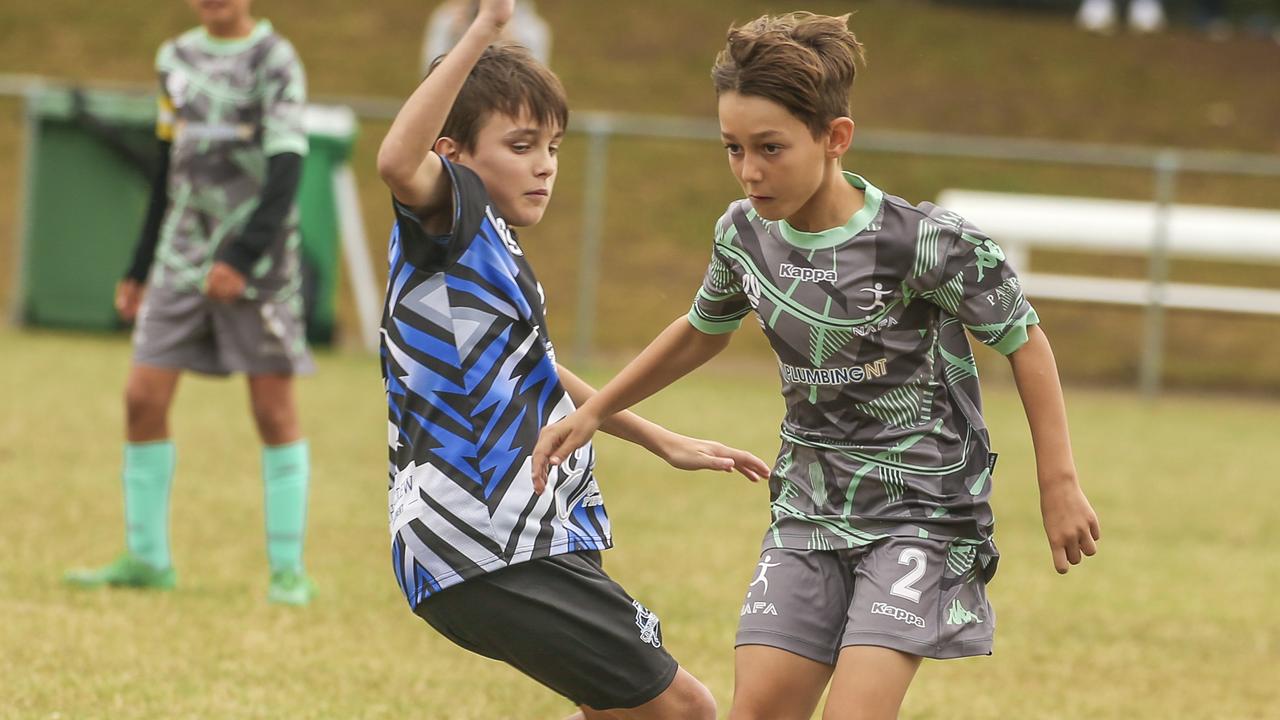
[912,219,946,278]
[807,461,829,508]
[854,384,929,430]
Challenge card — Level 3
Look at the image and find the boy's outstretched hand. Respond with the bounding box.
[533,411,770,494]
[1040,480,1101,574]
[655,431,770,484]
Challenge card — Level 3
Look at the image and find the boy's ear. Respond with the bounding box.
[826,117,855,158]
[434,136,462,161]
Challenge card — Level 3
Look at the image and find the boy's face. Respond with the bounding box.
[718,92,830,222]
[187,0,252,32]
[450,110,562,228]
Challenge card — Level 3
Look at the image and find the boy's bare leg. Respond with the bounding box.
[566,668,715,720]
[246,373,301,445]
[729,646,833,720]
[124,363,182,441]
[821,646,921,720]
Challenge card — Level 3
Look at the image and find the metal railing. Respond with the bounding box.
[6,74,1280,395]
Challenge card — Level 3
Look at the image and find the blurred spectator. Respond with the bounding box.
[422,0,551,72]
[1077,0,1167,33]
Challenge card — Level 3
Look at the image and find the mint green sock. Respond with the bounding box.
[263,440,309,574]
[123,441,176,570]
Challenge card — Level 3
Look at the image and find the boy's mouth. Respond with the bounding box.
[525,189,549,197]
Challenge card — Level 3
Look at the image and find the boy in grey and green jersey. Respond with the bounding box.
[150,18,308,303]
[690,172,1037,557]
[534,11,1098,718]
[66,2,315,606]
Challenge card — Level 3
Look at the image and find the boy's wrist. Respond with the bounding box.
[1037,467,1080,488]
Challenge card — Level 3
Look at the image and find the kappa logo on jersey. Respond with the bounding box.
[871,602,927,629]
[485,205,523,256]
[961,232,1005,282]
[779,263,837,283]
[632,600,662,648]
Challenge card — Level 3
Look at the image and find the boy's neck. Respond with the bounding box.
[787,162,864,233]
[205,16,257,40]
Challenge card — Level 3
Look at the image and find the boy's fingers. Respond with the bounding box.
[1080,530,1098,557]
[1064,541,1082,566]
[1051,545,1069,574]
[1089,515,1102,541]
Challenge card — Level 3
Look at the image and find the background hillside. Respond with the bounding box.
[2,0,1279,390]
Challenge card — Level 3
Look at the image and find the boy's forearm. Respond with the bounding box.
[375,16,504,194]
[578,317,731,422]
[1008,325,1078,487]
[555,364,671,456]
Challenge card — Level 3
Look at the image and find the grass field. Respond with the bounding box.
[2,328,1277,719]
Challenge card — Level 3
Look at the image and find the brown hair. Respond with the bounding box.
[428,43,569,152]
[711,12,865,137]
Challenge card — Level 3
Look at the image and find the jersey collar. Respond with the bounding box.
[197,19,272,54]
[776,172,883,251]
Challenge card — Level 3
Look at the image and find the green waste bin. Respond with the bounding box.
[15,86,358,345]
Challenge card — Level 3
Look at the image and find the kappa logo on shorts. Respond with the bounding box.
[871,602,927,629]
[945,599,984,626]
[631,600,662,648]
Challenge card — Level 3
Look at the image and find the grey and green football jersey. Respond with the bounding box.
[690,172,1038,555]
[151,20,308,299]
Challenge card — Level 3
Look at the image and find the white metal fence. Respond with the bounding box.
[6,74,1280,395]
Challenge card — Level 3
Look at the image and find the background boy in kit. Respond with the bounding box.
[535,11,1101,720]
[65,0,315,606]
[375,1,769,717]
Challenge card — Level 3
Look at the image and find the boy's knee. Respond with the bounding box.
[651,673,716,720]
[123,384,167,425]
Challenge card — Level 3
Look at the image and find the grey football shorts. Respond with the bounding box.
[736,537,995,663]
[132,286,313,376]
[414,551,680,711]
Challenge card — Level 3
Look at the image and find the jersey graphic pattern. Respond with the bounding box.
[153,20,308,301]
[383,160,611,608]
[690,173,1036,564]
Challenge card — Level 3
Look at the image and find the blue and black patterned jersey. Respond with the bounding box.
[381,158,611,608]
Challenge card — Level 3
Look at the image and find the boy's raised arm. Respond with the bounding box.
[1008,325,1101,574]
[376,0,514,213]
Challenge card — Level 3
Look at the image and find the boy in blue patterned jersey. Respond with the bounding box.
[65,0,315,605]
[536,11,1102,720]
[375,1,769,717]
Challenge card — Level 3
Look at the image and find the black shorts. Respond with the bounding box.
[413,551,679,711]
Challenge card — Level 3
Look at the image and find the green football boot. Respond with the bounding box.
[267,569,316,606]
[64,553,176,590]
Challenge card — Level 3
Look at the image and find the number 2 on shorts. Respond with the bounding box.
[890,547,927,603]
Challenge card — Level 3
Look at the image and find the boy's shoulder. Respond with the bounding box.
[711,198,760,246]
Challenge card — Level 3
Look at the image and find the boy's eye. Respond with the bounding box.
[763,144,783,154]
[512,143,531,153]
[549,145,560,156]
[724,143,742,155]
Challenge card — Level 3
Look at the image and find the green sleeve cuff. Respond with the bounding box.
[989,307,1040,356]
[686,308,743,335]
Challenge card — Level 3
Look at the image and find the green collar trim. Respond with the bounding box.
[777,172,883,250]
[197,19,271,54]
